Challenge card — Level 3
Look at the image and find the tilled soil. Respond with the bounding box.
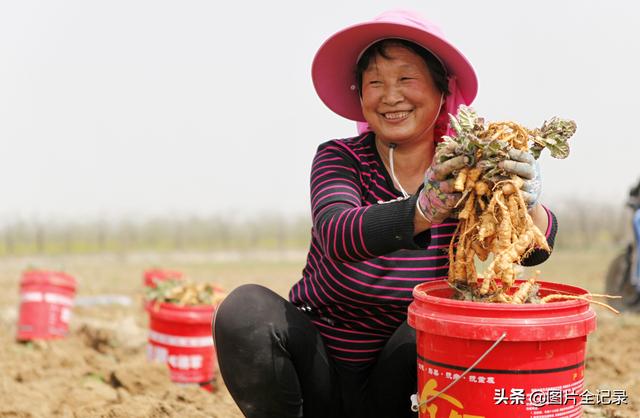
[0,252,638,417]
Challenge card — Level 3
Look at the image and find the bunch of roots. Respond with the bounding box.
[146,279,226,307]
[439,106,576,303]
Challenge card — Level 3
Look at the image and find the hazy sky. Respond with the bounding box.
[1,1,637,223]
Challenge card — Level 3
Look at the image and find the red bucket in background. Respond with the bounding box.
[146,301,218,391]
[17,270,77,341]
[143,268,184,288]
[408,280,596,418]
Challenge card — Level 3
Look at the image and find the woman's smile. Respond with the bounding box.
[381,110,412,121]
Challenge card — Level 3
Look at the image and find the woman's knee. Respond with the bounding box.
[398,322,416,345]
[386,322,416,351]
[375,322,416,371]
[213,284,279,340]
[217,283,272,315]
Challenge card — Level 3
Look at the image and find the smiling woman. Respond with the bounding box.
[359,40,448,195]
[213,9,558,418]
[363,46,441,144]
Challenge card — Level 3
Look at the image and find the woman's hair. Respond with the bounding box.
[355,39,450,96]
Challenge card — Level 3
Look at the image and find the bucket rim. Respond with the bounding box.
[412,279,592,310]
[409,279,597,341]
[145,300,218,312]
[146,300,217,324]
[20,270,77,289]
[143,268,184,280]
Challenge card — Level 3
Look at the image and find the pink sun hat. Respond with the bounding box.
[312,9,478,122]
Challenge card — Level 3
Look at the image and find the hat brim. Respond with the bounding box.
[312,21,478,121]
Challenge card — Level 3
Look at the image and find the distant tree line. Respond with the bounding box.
[0,215,312,256]
[0,201,631,256]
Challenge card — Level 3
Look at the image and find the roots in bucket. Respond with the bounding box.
[450,272,541,304]
[146,279,226,307]
[449,272,621,312]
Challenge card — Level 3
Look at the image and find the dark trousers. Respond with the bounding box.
[213,284,417,418]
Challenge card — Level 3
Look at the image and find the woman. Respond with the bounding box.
[214,10,556,418]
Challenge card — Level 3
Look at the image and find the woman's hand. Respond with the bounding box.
[417,156,467,225]
[499,149,542,211]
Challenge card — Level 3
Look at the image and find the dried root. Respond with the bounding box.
[438,106,577,302]
[511,271,540,304]
[540,294,621,314]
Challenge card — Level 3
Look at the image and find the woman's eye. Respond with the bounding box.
[400,77,413,81]
[368,80,382,86]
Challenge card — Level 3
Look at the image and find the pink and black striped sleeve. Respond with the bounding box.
[310,141,430,263]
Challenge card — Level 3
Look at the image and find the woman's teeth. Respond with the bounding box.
[384,111,410,120]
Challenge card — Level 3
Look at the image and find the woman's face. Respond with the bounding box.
[361,45,443,146]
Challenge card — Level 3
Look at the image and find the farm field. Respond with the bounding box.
[0,248,638,418]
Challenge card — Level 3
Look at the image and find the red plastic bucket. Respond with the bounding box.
[146,301,217,391]
[17,270,77,340]
[408,280,596,418]
[143,268,184,288]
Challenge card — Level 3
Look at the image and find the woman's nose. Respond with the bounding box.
[382,84,404,106]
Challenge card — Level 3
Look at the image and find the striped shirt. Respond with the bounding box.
[288,132,557,366]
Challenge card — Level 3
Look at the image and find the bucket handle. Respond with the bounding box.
[410,332,507,413]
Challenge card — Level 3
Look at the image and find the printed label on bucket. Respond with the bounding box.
[147,343,205,371]
[18,291,74,339]
[417,357,584,417]
[147,330,216,385]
